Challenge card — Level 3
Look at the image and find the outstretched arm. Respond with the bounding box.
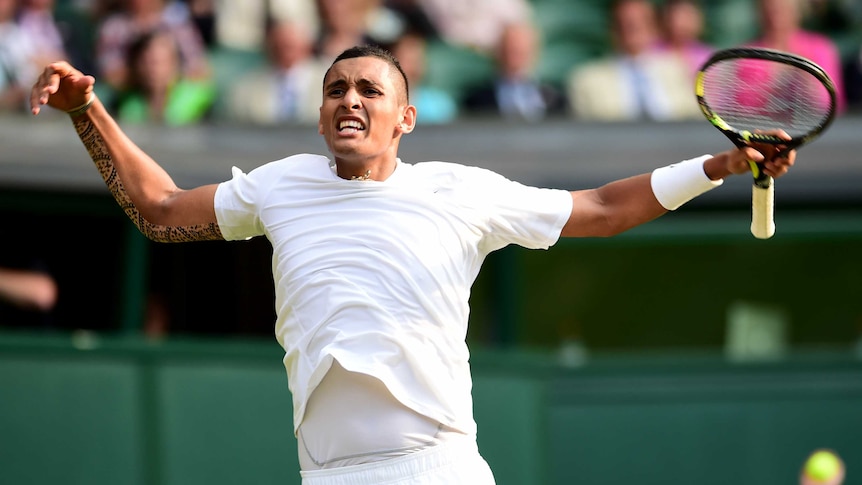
[30,62,222,243]
[561,144,795,238]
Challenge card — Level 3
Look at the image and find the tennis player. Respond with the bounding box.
[30,45,795,485]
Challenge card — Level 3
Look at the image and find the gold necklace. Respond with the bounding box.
[351,170,372,181]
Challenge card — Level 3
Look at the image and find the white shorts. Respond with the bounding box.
[299,438,496,485]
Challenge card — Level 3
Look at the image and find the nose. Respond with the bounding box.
[342,87,362,110]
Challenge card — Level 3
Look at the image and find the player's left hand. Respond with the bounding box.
[710,129,796,180]
[759,145,795,179]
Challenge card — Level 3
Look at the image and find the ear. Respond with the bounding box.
[398,105,417,134]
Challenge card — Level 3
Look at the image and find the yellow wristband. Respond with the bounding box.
[66,93,95,117]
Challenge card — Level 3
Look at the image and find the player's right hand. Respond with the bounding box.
[30,61,96,116]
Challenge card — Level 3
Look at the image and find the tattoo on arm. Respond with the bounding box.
[73,117,223,243]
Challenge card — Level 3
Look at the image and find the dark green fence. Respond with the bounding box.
[2,333,860,485]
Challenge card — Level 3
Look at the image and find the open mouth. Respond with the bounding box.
[338,120,365,134]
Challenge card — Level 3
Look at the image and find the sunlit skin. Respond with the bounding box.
[318,56,416,181]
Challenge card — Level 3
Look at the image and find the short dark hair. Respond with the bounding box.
[324,44,410,102]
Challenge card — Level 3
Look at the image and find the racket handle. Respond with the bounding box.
[751,177,775,239]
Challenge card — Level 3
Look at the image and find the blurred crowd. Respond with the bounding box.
[0,0,861,128]
[2,0,861,335]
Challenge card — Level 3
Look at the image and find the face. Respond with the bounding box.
[136,33,180,93]
[318,56,415,166]
[664,1,703,43]
[0,0,14,21]
[759,0,799,36]
[498,23,537,78]
[268,23,313,70]
[614,0,660,56]
[391,34,426,85]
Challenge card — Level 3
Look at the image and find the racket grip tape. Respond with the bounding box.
[751,177,775,239]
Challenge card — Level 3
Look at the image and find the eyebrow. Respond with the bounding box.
[324,78,384,92]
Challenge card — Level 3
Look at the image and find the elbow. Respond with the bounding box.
[127,211,172,243]
[131,203,178,243]
[592,224,627,239]
[568,210,643,238]
[560,216,625,238]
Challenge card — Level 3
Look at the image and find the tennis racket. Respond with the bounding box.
[695,47,837,239]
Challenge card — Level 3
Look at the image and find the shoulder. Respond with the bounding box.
[219,154,330,200]
[410,161,508,186]
[229,153,329,181]
[254,153,331,174]
[794,30,840,55]
[571,57,617,74]
[295,59,329,79]
[642,50,684,67]
[231,69,276,98]
[568,58,619,85]
[412,160,476,174]
[794,30,835,45]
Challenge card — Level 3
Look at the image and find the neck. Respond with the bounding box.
[763,28,796,49]
[334,159,397,182]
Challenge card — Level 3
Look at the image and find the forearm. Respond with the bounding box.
[71,98,222,242]
[0,269,57,311]
[562,155,726,238]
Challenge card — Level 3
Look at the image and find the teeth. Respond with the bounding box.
[339,120,364,130]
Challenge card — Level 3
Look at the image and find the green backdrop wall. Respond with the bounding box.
[2,334,860,485]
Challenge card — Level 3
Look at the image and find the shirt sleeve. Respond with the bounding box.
[214,165,269,241]
[461,166,573,253]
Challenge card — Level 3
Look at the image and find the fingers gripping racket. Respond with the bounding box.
[695,47,837,239]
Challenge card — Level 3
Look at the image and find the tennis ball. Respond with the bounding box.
[804,450,842,483]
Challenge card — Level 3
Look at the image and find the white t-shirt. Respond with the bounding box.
[214,154,573,435]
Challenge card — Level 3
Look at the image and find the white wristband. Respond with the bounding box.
[650,155,723,210]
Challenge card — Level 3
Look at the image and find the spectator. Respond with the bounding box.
[226,20,326,125]
[0,0,35,112]
[112,28,215,125]
[414,0,532,54]
[16,0,67,68]
[462,21,564,122]
[379,0,438,40]
[314,0,378,63]
[213,0,319,52]
[566,0,700,122]
[313,0,435,64]
[654,0,714,77]
[16,0,99,85]
[750,0,846,112]
[389,30,457,124]
[166,0,216,48]
[95,0,210,92]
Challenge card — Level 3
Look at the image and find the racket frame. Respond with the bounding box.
[694,47,837,239]
[695,47,838,150]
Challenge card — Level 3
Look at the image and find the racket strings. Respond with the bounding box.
[701,58,832,138]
